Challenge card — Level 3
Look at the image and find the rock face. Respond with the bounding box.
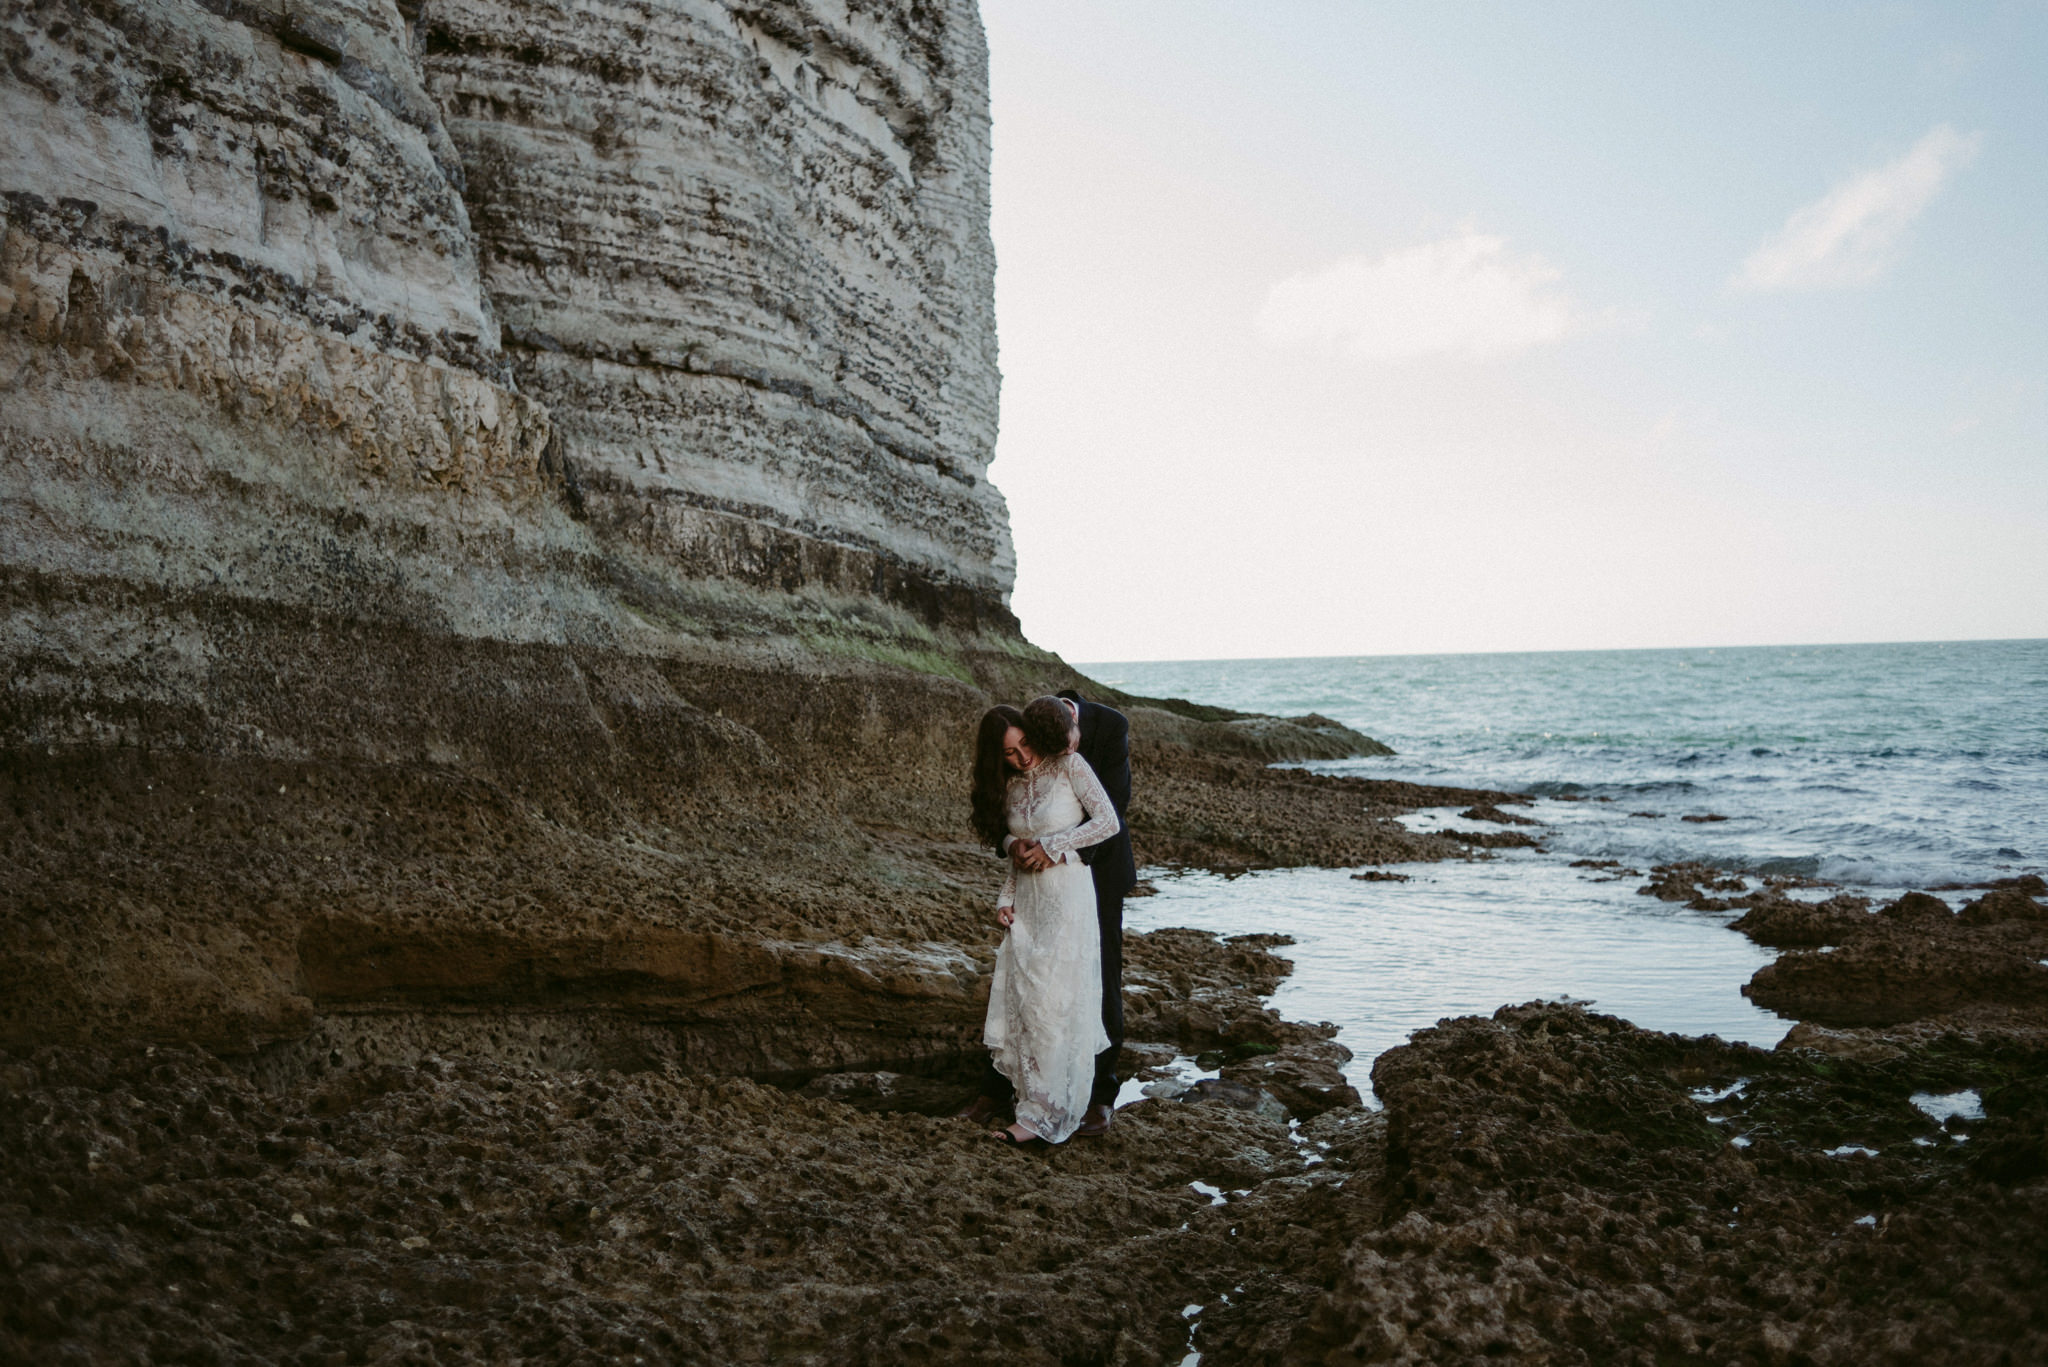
[2,0,1007,614]
[420,0,1012,605]
[0,0,1020,1054]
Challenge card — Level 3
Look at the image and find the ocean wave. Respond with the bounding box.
[1116,640,2047,892]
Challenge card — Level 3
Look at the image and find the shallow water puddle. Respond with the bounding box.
[1910,1089,1985,1124]
[1690,1078,1749,1104]
[1288,1117,1327,1166]
[1115,1055,1219,1113]
[1129,852,1789,1093]
[1178,1302,1203,1367]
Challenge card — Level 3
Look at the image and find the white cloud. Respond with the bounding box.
[1735,125,1982,292]
[1255,231,1587,361]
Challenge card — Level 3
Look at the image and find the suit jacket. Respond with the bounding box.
[1056,689,1138,896]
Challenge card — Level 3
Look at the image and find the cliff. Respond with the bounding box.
[1,0,1419,1071]
[3,0,1010,610]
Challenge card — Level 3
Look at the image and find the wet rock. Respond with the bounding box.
[0,1038,1362,1366]
[1680,812,1731,823]
[1442,829,1542,850]
[1638,861,1712,901]
[1778,1021,1908,1063]
[1123,929,1337,1052]
[1880,890,1957,926]
[1731,893,1876,947]
[1959,887,2048,927]
[1131,754,1482,870]
[1350,870,1411,882]
[1930,874,2047,897]
[1120,1042,1181,1073]
[1971,1074,2048,1184]
[1220,1039,1363,1118]
[1568,858,1641,882]
[1182,1077,1291,1125]
[1637,862,1772,910]
[794,1071,976,1116]
[1457,803,1536,826]
[1745,910,2048,1027]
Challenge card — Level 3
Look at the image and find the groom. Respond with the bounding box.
[962,688,1136,1137]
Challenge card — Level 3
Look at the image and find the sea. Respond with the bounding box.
[1086,639,2048,1096]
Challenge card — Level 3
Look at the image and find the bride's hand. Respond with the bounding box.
[997,906,1014,928]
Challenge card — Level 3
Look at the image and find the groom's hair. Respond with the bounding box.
[1020,696,1074,759]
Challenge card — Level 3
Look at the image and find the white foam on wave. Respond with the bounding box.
[1098,641,2048,902]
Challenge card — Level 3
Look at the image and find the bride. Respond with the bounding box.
[970,695,1122,1146]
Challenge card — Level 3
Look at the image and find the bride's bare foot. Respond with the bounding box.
[989,1122,1044,1147]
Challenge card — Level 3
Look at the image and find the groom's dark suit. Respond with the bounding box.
[977,690,1135,1117]
[1057,689,1136,1108]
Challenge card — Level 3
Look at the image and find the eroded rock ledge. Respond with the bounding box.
[0,927,1391,1366]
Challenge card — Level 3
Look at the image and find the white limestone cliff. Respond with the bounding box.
[1,0,1012,641]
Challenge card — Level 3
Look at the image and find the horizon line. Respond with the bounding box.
[1071,633,2048,669]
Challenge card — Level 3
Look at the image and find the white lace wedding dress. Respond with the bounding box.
[985,750,1119,1143]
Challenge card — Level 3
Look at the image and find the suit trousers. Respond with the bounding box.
[982,886,1126,1111]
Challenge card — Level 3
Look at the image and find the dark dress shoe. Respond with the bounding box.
[955,1095,1006,1125]
[1074,1103,1113,1138]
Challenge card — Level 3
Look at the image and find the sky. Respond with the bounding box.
[978,1,2048,663]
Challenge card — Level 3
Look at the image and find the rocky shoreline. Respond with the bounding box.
[8,837,2045,1364]
[0,909,1381,1365]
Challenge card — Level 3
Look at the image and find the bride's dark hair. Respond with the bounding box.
[970,704,1027,851]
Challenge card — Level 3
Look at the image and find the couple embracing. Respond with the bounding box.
[963,690,1136,1147]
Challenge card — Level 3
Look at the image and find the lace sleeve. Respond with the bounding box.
[997,861,1016,911]
[1039,753,1122,860]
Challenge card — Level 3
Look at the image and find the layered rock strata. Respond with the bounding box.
[2,0,1009,610]
[1,0,1012,1055]
[420,0,1012,609]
